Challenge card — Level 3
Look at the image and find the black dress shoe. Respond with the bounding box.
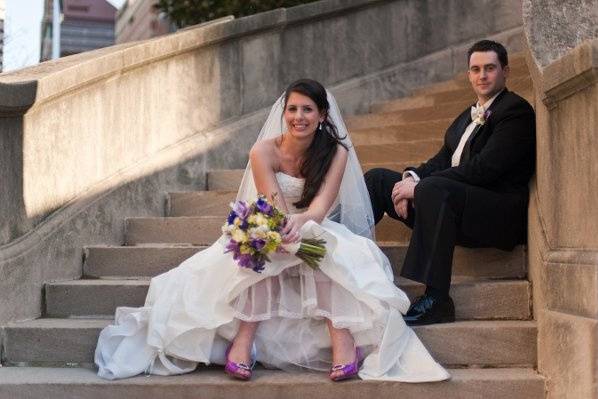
[404,294,455,326]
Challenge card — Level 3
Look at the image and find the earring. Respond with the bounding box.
[318,122,323,131]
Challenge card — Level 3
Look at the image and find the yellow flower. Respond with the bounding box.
[255,214,269,227]
[232,228,248,243]
[240,243,253,254]
[266,231,282,244]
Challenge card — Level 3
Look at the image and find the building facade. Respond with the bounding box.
[116,0,170,43]
[41,0,117,61]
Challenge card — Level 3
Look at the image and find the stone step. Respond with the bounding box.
[124,214,413,245]
[44,277,530,320]
[166,190,238,218]
[346,100,471,130]
[207,165,426,192]
[372,77,533,113]
[376,214,413,242]
[355,141,443,164]
[83,245,203,278]
[167,191,236,216]
[84,243,526,280]
[1,319,537,368]
[0,367,545,399]
[207,169,245,191]
[125,216,223,246]
[350,118,451,145]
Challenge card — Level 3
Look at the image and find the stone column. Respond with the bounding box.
[523,1,598,398]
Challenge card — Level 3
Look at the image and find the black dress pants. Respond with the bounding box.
[364,168,523,294]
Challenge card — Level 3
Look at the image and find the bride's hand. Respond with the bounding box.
[281,214,306,244]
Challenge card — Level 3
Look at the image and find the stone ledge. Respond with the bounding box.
[541,38,598,107]
[0,367,545,399]
[0,0,384,111]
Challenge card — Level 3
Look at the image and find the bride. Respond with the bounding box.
[95,79,450,382]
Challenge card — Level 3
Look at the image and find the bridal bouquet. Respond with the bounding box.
[222,195,327,273]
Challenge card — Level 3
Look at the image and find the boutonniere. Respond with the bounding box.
[473,109,492,126]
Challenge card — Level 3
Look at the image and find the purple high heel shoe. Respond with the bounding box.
[329,347,362,381]
[224,344,256,381]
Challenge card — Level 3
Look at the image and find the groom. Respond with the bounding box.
[365,40,536,326]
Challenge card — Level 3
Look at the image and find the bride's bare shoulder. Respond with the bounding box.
[249,139,281,173]
[249,138,278,159]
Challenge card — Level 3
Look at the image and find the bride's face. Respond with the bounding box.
[284,92,324,139]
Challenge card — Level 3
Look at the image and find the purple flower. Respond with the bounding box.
[237,254,253,269]
[227,211,237,225]
[484,109,492,120]
[255,197,272,215]
[253,258,265,273]
[224,240,240,255]
[251,239,265,251]
[232,201,251,220]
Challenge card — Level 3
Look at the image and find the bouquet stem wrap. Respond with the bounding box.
[281,238,327,269]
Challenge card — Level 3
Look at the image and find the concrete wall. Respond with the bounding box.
[523,1,598,397]
[0,0,524,325]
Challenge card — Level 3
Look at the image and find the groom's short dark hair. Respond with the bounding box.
[468,40,508,68]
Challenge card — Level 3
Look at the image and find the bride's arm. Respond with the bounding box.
[249,141,290,213]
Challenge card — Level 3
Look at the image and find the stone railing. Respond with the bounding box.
[0,0,524,325]
[523,0,598,398]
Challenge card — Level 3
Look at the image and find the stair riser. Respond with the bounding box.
[355,141,442,164]
[44,280,530,320]
[125,216,413,245]
[84,245,525,280]
[1,323,537,368]
[84,247,203,278]
[351,128,445,145]
[347,102,470,130]
[372,77,532,113]
[206,164,421,191]
[207,170,245,191]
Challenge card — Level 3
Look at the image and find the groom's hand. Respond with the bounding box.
[394,198,409,219]
[392,177,416,202]
[392,177,417,219]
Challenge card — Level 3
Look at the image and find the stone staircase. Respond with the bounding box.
[0,54,546,398]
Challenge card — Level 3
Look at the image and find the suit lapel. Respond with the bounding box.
[460,89,509,163]
[452,111,473,148]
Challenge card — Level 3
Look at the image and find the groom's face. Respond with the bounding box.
[468,51,509,104]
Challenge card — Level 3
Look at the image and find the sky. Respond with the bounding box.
[3,0,126,72]
[4,0,44,72]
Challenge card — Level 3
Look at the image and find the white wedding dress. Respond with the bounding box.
[95,171,449,382]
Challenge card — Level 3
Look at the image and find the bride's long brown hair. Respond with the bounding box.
[282,79,349,209]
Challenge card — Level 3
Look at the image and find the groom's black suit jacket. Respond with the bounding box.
[405,89,536,249]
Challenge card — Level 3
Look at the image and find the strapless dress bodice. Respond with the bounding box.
[275,172,305,214]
